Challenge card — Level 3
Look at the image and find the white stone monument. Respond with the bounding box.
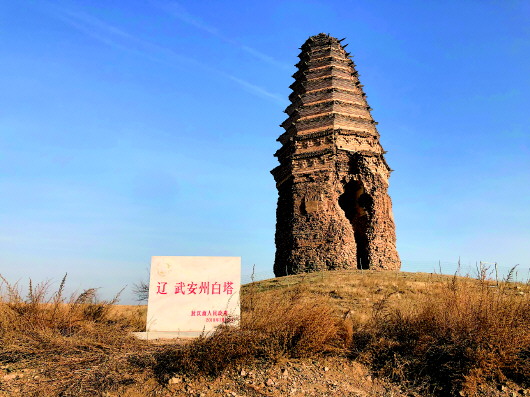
[143,256,241,339]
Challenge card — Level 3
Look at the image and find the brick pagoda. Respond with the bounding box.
[272,33,400,276]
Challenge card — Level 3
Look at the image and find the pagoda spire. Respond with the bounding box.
[272,33,400,276]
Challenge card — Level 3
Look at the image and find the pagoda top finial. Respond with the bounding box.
[303,33,343,48]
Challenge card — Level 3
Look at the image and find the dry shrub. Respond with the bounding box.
[148,286,350,381]
[0,274,142,396]
[149,329,259,382]
[242,285,350,357]
[353,276,530,396]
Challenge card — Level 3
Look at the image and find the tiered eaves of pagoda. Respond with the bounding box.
[272,33,401,276]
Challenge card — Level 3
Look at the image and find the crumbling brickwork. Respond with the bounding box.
[272,33,401,276]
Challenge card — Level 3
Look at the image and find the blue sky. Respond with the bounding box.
[1,1,529,303]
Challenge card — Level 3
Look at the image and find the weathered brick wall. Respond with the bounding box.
[272,33,400,276]
[290,101,370,119]
[286,114,377,136]
[304,65,352,80]
[287,89,365,112]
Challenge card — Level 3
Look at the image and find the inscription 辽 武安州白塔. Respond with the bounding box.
[155,281,235,295]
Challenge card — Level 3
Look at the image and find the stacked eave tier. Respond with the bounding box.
[280,37,376,142]
[272,33,389,185]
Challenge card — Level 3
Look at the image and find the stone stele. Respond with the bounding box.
[272,33,401,276]
[145,256,241,338]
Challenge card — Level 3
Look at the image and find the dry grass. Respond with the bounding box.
[1,270,528,396]
[145,286,350,383]
[352,274,530,396]
[0,274,145,396]
[146,270,530,396]
[108,305,147,331]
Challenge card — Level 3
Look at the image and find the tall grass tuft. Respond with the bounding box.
[352,275,530,396]
[0,274,141,396]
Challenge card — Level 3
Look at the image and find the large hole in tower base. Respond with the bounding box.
[338,181,371,270]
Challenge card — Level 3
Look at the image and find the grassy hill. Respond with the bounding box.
[0,270,528,396]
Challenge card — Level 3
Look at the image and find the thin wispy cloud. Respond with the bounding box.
[226,75,288,104]
[52,6,199,66]
[44,3,286,105]
[157,1,291,71]
[160,2,219,35]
